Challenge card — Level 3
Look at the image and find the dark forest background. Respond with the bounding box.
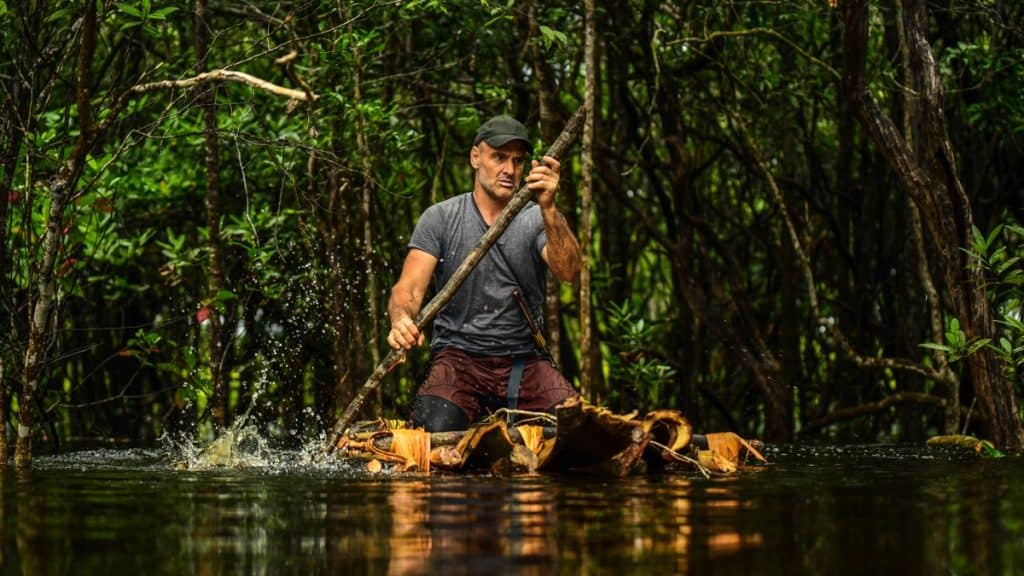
[1,0,1022,466]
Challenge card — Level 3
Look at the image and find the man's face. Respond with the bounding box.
[471,140,527,204]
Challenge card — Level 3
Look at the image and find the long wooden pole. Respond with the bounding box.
[322,105,587,454]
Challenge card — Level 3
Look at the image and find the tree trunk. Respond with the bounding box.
[893,0,955,436]
[347,14,382,415]
[0,355,6,463]
[526,0,573,381]
[324,168,354,424]
[195,0,229,429]
[0,81,23,466]
[0,101,22,311]
[18,177,70,467]
[16,0,100,466]
[676,271,791,441]
[579,0,597,401]
[778,45,806,432]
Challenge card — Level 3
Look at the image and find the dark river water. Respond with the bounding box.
[1,443,1021,575]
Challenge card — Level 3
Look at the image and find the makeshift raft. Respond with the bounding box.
[335,397,766,476]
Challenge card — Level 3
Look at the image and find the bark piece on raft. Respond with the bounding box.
[536,397,649,474]
[337,428,431,473]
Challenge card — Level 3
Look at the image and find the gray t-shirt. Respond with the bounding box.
[408,192,548,356]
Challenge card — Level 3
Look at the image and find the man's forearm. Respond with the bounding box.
[542,206,581,282]
[388,291,422,325]
[387,287,427,350]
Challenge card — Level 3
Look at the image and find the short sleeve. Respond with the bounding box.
[408,203,445,258]
[535,228,547,258]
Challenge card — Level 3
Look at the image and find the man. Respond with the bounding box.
[387,115,581,432]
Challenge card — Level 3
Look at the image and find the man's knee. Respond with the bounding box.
[412,395,470,432]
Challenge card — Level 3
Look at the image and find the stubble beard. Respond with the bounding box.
[479,177,517,206]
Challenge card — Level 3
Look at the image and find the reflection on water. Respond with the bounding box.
[384,479,575,575]
[0,445,1022,574]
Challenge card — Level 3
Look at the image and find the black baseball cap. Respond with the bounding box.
[473,115,531,149]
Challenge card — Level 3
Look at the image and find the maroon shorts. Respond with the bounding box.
[415,347,578,423]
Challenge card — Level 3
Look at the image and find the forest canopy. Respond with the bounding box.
[1,0,1023,466]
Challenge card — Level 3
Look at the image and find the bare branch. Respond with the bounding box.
[801,392,948,435]
[669,27,839,81]
[132,69,318,102]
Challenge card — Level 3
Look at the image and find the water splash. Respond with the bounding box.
[163,397,359,472]
[166,395,265,470]
[178,423,270,470]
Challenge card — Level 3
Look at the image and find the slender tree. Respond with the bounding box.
[346,12,382,415]
[18,0,99,466]
[579,0,597,400]
[195,0,229,429]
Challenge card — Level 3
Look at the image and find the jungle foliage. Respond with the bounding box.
[1,0,1023,464]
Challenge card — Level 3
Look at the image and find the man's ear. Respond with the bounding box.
[470,145,480,169]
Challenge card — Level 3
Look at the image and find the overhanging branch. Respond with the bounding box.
[801,392,948,435]
[132,69,318,102]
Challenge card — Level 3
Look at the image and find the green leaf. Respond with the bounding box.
[150,6,178,19]
[996,256,1021,275]
[537,24,568,49]
[1004,317,1024,332]
[45,8,72,22]
[985,224,1003,251]
[999,337,1013,354]
[979,440,1005,458]
[971,225,985,251]
[215,289,236,302]
[116,2,143,17]
[966,338,991,355]
[945,331,964,348]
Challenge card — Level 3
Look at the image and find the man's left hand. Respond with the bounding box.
[525,156,560,208]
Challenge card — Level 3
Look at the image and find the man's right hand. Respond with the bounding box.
[386,248,437,351]
[387,315,423,350]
